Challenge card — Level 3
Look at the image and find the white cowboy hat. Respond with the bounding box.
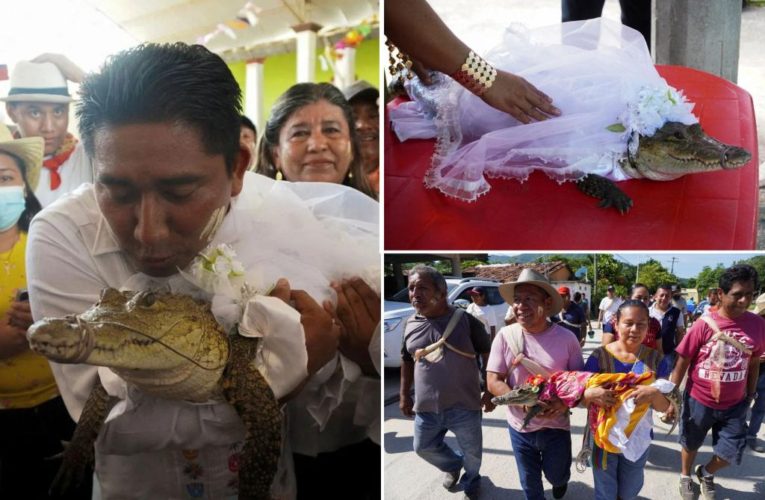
[0,125,43,191]
[754,293,765,316]
[1,61,73,103]
[499,268,564,314]
[342,80,378,103]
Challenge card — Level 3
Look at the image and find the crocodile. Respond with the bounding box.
[577,122,751,213]
[27,288,281,500]
[492,371,682,435]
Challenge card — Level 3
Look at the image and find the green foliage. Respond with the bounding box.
[734,256,765,288]
[636,259,677,292]
[695,264,727,295]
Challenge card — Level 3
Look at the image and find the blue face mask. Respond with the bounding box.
[0,186,26,231]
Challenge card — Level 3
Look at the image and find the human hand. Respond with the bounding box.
[8,298,33,330]
[480,70,560,124]
[481,391,496,413]
[0,315,30,358]
[629,385,660,407]
[663,404,677,423]
[270,278,340,375]
[325,277,380,376]
[583,387,617,407]
[400,393,415,418]
[31,53,85,83]
[536,397,568,418]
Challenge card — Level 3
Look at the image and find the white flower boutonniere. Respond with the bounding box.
[180,243,273,334]
[189,243,246,298]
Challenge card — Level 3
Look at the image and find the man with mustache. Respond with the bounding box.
[487,269,587,500]
[400,265,493,500]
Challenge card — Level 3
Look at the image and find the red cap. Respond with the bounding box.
[557,286,570,296]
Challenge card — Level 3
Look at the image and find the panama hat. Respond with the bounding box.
[754,293,765,316]
[1,61,73,103]
[499,268,564,314]
[0,125,43,190]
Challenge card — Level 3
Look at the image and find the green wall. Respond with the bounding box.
[229,38,379,122]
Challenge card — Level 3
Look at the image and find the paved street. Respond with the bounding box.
[383,329,765,499]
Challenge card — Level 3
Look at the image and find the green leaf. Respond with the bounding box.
[666,89,676,105]
[606,123,626,133]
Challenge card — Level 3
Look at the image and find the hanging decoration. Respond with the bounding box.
[196,2,262,46]
[319,15,376,73]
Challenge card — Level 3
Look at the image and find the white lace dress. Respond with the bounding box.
[389,18,698,202]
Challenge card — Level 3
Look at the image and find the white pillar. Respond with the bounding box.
[333,46,356,90]
[292,23,322,83]
[244,58,265,133]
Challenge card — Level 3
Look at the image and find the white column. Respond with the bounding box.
[292,23,322,83]
[333,46,356,90]
[244,58,265,133]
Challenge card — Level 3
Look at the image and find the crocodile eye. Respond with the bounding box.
[140,292,156,307]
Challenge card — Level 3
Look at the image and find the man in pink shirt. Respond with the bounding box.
[486,269,586,500]
[669,264,765,500]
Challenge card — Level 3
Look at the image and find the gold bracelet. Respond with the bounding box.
[450,50,497,96]
[385,40,414,84]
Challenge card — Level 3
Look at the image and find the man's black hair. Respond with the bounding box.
[656,284,673,293]
[719,264,759,294]
[241,114,256,135]
[77,43,242,174]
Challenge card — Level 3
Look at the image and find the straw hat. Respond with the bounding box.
[499,268,564,314]
[1,61,73,103]
[754,293,765,316]
[0,125,43,190]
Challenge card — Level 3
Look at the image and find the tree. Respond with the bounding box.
[735,256,765,289]
[635,259,677,292]
[695,264,727,295]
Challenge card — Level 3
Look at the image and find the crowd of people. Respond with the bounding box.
[399,264,765,500]
[1,43,381,499]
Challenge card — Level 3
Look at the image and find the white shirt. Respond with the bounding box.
[27,172,379,499]
[599,295,623,323]
[34,142,93,208]
[466,302,498,333]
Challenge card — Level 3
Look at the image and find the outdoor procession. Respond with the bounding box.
[383,254,765,500]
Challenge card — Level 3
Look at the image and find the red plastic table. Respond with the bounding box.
[384,66,759,250]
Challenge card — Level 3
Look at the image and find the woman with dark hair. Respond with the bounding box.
[583,300,674,500]
[255,82,376,199]
[0,126,91,498]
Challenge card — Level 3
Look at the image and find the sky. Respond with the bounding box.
[492,253,763,279]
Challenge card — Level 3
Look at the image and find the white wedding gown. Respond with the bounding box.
[389,18,698,202]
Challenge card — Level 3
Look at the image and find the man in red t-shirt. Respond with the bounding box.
[669,265,765,500]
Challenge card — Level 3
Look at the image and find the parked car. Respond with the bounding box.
[383,277,508,368]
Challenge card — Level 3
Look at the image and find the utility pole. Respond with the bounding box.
[669,257,679,275]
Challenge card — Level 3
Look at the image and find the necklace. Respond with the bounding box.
[1,234,21,277]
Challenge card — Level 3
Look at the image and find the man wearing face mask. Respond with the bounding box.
[487,269,586,500]
[400,265,494,500]
[2,55,93,207]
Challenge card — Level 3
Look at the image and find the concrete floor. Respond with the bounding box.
[425,0,765,248]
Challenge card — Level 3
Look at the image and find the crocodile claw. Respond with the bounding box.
[577,174,633,214]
